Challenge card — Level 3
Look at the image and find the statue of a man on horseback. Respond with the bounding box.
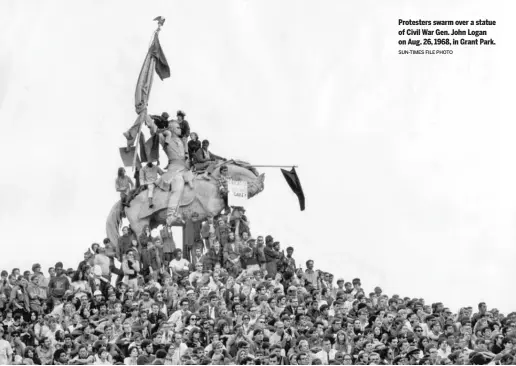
[153,120,195,226]
[107,23,266,245]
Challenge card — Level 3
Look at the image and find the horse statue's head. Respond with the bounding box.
[212,160,265,198]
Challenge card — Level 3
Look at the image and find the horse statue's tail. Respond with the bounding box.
[106,201,122,246]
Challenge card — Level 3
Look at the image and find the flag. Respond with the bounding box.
[149,34,170,80]
[123,32,170,150]
[281,167,305,211]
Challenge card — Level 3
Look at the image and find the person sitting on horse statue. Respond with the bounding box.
[140,160,165,209]
[195,139,226,178]
[115,167,135,208]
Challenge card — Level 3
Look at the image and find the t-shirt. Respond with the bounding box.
[48,275,70,297]
[0,339,13,365]
[169,259,190,272]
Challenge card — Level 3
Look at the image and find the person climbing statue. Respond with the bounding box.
[176,110,190,160]
[218,165,231,214]
[139,160,165,208]
[115,167,134,207]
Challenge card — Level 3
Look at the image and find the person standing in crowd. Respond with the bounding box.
[3,180,516,366]
[117,227,133,263]
[304,259,319,289]
[122,250,141,292]
[201,216,216,252]
[183,212,202,262]
[48,262,70,302]
[160,224,176,267]
[264,237,281,278]
[103,238,124,285]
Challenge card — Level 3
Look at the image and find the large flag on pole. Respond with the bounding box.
[281,167,305,211]
[123,31,170,150]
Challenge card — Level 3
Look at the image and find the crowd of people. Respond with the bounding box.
[1,208,516,365]
[1,111,515,365]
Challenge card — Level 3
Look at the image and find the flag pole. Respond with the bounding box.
[247,165,298,168]
[132,20,164,171]
[131,122,143,171]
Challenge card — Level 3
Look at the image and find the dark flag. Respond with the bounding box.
[281,167,305,211]
[139,132,148,162]
[149,34,170,80]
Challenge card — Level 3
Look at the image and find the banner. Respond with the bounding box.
[281,167,305,211]
[228,180,248,207]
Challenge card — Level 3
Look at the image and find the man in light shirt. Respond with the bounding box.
[168,332,188,365]
[167,298,190,331]
[315,338,337,365]
[139,160,165,208]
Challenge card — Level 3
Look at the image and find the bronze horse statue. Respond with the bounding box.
[106,161,264,245]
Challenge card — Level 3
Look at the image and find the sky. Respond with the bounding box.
[1,1,516,313]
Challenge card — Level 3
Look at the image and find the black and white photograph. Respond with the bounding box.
[0,1,515,365]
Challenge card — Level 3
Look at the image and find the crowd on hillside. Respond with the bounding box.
[1,206,516,366]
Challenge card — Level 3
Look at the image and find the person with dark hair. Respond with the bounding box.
[195,140,225,175]
[23,346,41,365]
[53,348,69,365]
[176,110,190,154]
[139,160,164,209]
[304,260,319,289]
[48,262,70,301]
[168,249,190,279]
[116,167,134,208]
[123,345,139,365]
[188,132,201,162]
[205,241,224,271]
[150,112,170,130]
[264,240,281,278]
[137,339,155,365]
[36,337,55,365]
[122,250,141,292]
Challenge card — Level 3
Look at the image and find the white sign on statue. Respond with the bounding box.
[228,179,248,207]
